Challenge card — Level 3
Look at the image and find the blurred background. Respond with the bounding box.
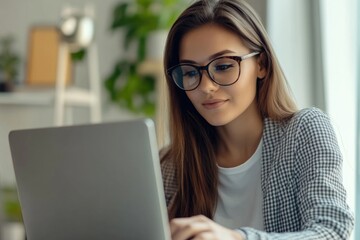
[0,0,358,239]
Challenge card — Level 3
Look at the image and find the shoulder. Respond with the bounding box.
[263,107,340,168]
[266,107,334,139]
[288,107,337,144]
[290,107,330,127]
[284,107,342,171]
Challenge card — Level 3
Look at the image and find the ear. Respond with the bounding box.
[256,52,267,79]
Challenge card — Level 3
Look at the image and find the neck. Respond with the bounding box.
[216,102,263,168]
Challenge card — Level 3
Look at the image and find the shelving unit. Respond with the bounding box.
[54,42,101,126]
[0,86,54,105]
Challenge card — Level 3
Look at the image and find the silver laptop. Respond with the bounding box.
[8,118,171,240]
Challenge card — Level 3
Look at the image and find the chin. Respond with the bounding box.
[203,116,230,127]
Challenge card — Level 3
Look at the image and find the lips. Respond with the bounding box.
[202,99,228,109]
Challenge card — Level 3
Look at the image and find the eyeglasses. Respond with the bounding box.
[167,52,260,91]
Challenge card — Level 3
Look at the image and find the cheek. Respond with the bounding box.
[185,91,203,112]
[185,91,196,104]
[234,75,257,91]
[238,67,259,91]
[229,75,258,103]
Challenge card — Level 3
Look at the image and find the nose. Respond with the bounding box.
[197,71,219,93]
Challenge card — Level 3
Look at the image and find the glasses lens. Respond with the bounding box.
[209,57,240,85]
[171,65,200,90]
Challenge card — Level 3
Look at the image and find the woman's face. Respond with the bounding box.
[179,23,266,126]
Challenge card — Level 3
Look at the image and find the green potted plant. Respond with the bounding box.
[104,0,184,116]
[0,36,20,92]
[1,186,25,240]
[2,187,23,223]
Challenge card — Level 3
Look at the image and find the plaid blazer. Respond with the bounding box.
[160,107,354,239]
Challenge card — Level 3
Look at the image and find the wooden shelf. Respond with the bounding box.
[0,86,98,107]
[0,86,54,106]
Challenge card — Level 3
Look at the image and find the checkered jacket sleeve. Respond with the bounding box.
[160,107,354,239]
[160,148,177,208]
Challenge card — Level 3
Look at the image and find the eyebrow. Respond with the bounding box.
[179,50,236,64]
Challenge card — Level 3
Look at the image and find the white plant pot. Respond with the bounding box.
[1,222,25,240]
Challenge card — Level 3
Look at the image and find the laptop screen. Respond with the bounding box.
[9,119,171,240]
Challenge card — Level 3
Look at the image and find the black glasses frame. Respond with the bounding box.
[167,51,260,91]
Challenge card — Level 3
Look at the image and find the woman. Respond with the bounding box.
[160,0,354,239]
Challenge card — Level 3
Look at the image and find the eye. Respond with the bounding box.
[183,69,199,78]
[211,57,237,73]
[214,63,234,72]
[180,65,199,78]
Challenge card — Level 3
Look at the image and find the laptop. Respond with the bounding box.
[8,118,171,240]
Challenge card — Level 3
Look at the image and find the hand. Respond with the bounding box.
[170,215,245,240]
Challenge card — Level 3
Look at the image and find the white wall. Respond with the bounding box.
[0,0,140,186]
[267,0,314,109]
[320,0,358,225]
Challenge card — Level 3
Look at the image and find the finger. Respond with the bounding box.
[170,215,209,234]
[172,222,211,240]
[192,231,215,240]
[170,218,212,240]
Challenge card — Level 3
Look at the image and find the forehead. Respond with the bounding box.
[179,23,248,63]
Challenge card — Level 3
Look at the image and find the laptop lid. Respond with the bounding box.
[9,118,170,240]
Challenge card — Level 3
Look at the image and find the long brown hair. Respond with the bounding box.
[162,0,297,219]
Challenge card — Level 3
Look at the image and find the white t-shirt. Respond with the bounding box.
[214,139,264,230]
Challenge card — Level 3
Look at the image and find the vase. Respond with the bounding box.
[1,222,25,240]
[0,81,13,92]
